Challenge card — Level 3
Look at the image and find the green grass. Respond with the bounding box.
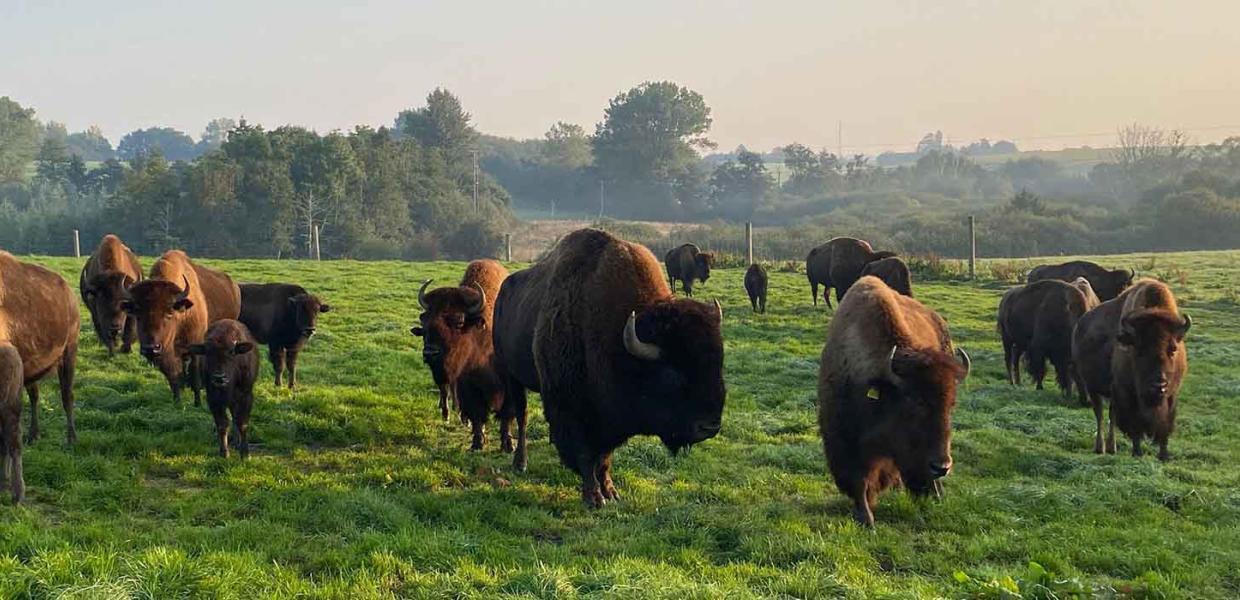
[2,251,1238,598]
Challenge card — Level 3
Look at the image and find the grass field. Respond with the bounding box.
[2,250,1238,598]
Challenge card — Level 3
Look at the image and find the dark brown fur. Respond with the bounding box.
[805,237,896,307]
[79,234,143,354]
[0,343,24,502]
[664,243,714,297]
[1027,260,1133,302]
[744,263,768,313]
[124,250,241,405]
[535,229,726,508]
[997,278,1099,397]
[238,283,331,389]
[189,319,258,458]
[0,252,79,445]
[859,256,913,297]
[818,276,969,526]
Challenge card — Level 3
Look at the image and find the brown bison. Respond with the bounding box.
[805,237,896,307]
[530,229,726,507]
[124,250,241,405]
[491,265,547,473]
[744,263,768,313]
[818,276,970,526]
[0,252,79,445]
[412,261,528,470]
[79,234,143,354]
[997,277,1099,397]
[1,342,24,502]
[238,283,331,389]
[1074,279,1189,460]
[859,256,913,297]
[189,319,258,458]
[1027,260,1133,302]
[664,243,714,297]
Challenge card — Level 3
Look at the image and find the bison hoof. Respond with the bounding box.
[852,507,875,528]
[1094,440,1103,454]
[23,431,38,445]
[581,488,607,509]
[513,456,527,473]
[501,439,514,453]
[602,482,620,501]
[1158,449,1170,462]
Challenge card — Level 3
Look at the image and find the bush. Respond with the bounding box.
[351,237,403,261]
[442,219,503,260]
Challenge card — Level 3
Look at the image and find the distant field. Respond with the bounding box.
[2,251,1238,597]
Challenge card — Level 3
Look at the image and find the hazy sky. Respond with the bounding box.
[3,0,1238,153]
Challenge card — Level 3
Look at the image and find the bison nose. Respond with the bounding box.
[302,327,317,337]
[211,373,230,386]
[695,421,722,440]
[140,344,162,357]
[929,459,953,480]
[108,326,123,337]
[422,347,443,361]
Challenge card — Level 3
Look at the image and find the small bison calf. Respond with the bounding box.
[1,343,25,503]
[744,264,768,313]
[190,319,259,458]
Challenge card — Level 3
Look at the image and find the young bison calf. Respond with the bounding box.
[0,343,25,503]
[190,319,259,458]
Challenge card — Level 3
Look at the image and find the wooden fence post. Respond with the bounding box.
[313,224,321,261]
[72,229,80,258]
[504,233,512,262]
[745,222,754,265]
[968,215,976,279]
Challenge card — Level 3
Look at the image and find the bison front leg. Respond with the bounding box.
[1105,401,1117,454]
[234,395,253,459]
[121,315,137,354]
[499,415,514,454]
[468,417,486,451]
[58,343,77,445]
[848,478,875,527]
[1091,393,1106,454]
[208,399,230,458]
[24,384,40,444]
[597,452,618,501]
[187,355,203,407]
[269,347,286,388]
[577,451,606,509]
[810,282,819,306]
[1131,434,1144,458]
[286,349,300,389]
[1155,435,1170,462]
[2,414,24,503]
[437,383,451,422]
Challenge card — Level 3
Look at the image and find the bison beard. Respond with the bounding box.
[533,229,726,508]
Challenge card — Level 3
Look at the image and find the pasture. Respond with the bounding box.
[2,251,1239,598]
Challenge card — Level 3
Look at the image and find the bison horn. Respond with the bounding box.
[623,311,661,361]
[887,345,899,373]
[713,299,723,321]
[1180,313,1192,334]
[955,346,971,381]
[176,275,191,302]
[465,282,486,316]
[418,279,433,310]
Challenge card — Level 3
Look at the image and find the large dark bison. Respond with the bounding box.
[997,277,1099,397]
[79,234,143,354]
[664,243,714,297]
[522,229,726,507]
[238,283,331,389]
[818,275,970,526]
[124,250,241,405]
[1074,279,1189,460]
[1027,260,1133,302]
[805,237,896,307]
[0,252,79,445]
[1,342,24,502]
[491,266,546,472]
[413,261,527,470]
[189,319,258,458]
[859,256,913,297]
[744,263,768,313]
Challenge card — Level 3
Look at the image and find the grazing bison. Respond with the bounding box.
[532,229,726,507]
[1,342,24,502]
[189,319,258,458]
[412,261,527,469]
[0,252,79,445]
[124,250,241,405]
[744,263,768,313]
[997,277,1099,397]
[860,256,913,297]
[1075,279,1189,460]
[818,276,970,526]
[664,243,714,296]
[805,237,896,307]
[238,283,331,389]
[79,234,143,354]
[1027,260,1133,302]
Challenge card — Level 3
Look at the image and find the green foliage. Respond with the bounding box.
[0,96,41,183]
[117,127,199,162]
[709,150,773,221]
[395,88,477,165]
[953,562,1111,599]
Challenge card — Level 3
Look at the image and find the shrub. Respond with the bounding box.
[442,220,503,260]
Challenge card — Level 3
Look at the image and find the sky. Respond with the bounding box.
[3,0,1239,154]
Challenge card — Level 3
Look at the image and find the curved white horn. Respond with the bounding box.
[955,346,971,381]
[713,299,722,321]
[623,311,661,360]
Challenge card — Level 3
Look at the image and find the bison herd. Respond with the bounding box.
[0,231,1194,529]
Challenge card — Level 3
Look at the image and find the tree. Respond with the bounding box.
[35,136,72,184]
[541,122,592,168]
[709,149,773,220]
[198,118,237,153]
[0,96,41,183]
[395,88,477,164]
[66,125,115,161]
[117,127,199,162]
[781,143,841,196]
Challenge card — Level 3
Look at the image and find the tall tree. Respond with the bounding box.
[198,117,237,153]
[394,88,477,164]
[541,121,592,168]
[709,149,773,220]
[117,127,199,161]
[66,125,115,161]
[0,96,41,183]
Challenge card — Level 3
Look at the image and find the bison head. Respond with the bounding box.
[1117,309,1190,407]
[189,335,255,388]
[288,292,331,340]
[122,276,194,362]
[410,279,487,373]
[83,271,135,350]
[622,298,726,452]
[1094,268,1135,301]
[880,345,970,495]
[694,252,714,283]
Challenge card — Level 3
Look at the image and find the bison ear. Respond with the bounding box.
[233,342,254,355]
[1175,313,1191,339]
[887,346,925,381]
[1116,322,1136,347]
[410,326,425,337]
[319,303,332,313]
[173,297,194,312]
[188,344,206,355]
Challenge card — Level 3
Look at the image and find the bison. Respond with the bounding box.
[124,250,241,405]
[1074,279,1189,460]
[744,263,768,313]
[997,277,1099,397]
[189,319,258,458]
[805,237,896,307]
[238,283,331,389]
[859,256,913,297]
[79,234,143,354]
[0,251,79,445]
[818,275,970,526]
[664,243,714,296]
[1027,260,1133,302]
[524,229,726,508]
[1,342,24,502]
[491,265,547,472]
[412,261,527,469]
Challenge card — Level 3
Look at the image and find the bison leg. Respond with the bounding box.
[269,347,286,387]
[510,385,528,473]
[1105,402,1117,454]
[2,414,23,503]
[469,417,486,451]
[23,384,39,445]
[121,315,137,354]
[1003,344,1015,385]
[1091,393,1105,454]
[1011,348,1023,386]
[188,355,203,408]
[825,289,833,309]
[1155,434,1170,462]
[597,453,618,501]
[208,398,230,458]
[499,415,514,454]
[286,349,300,389]
[810,281,819,306]
[437,383,451,422]
[1073,366,1090,408]
[1130,434,1143,458]
[684,280,693,298]
[750,295,758,313]
[234,395,253,459]
[761,294,767,314]
[848,478,875,527]
[58,343,77,445]
[577,451,606,509]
